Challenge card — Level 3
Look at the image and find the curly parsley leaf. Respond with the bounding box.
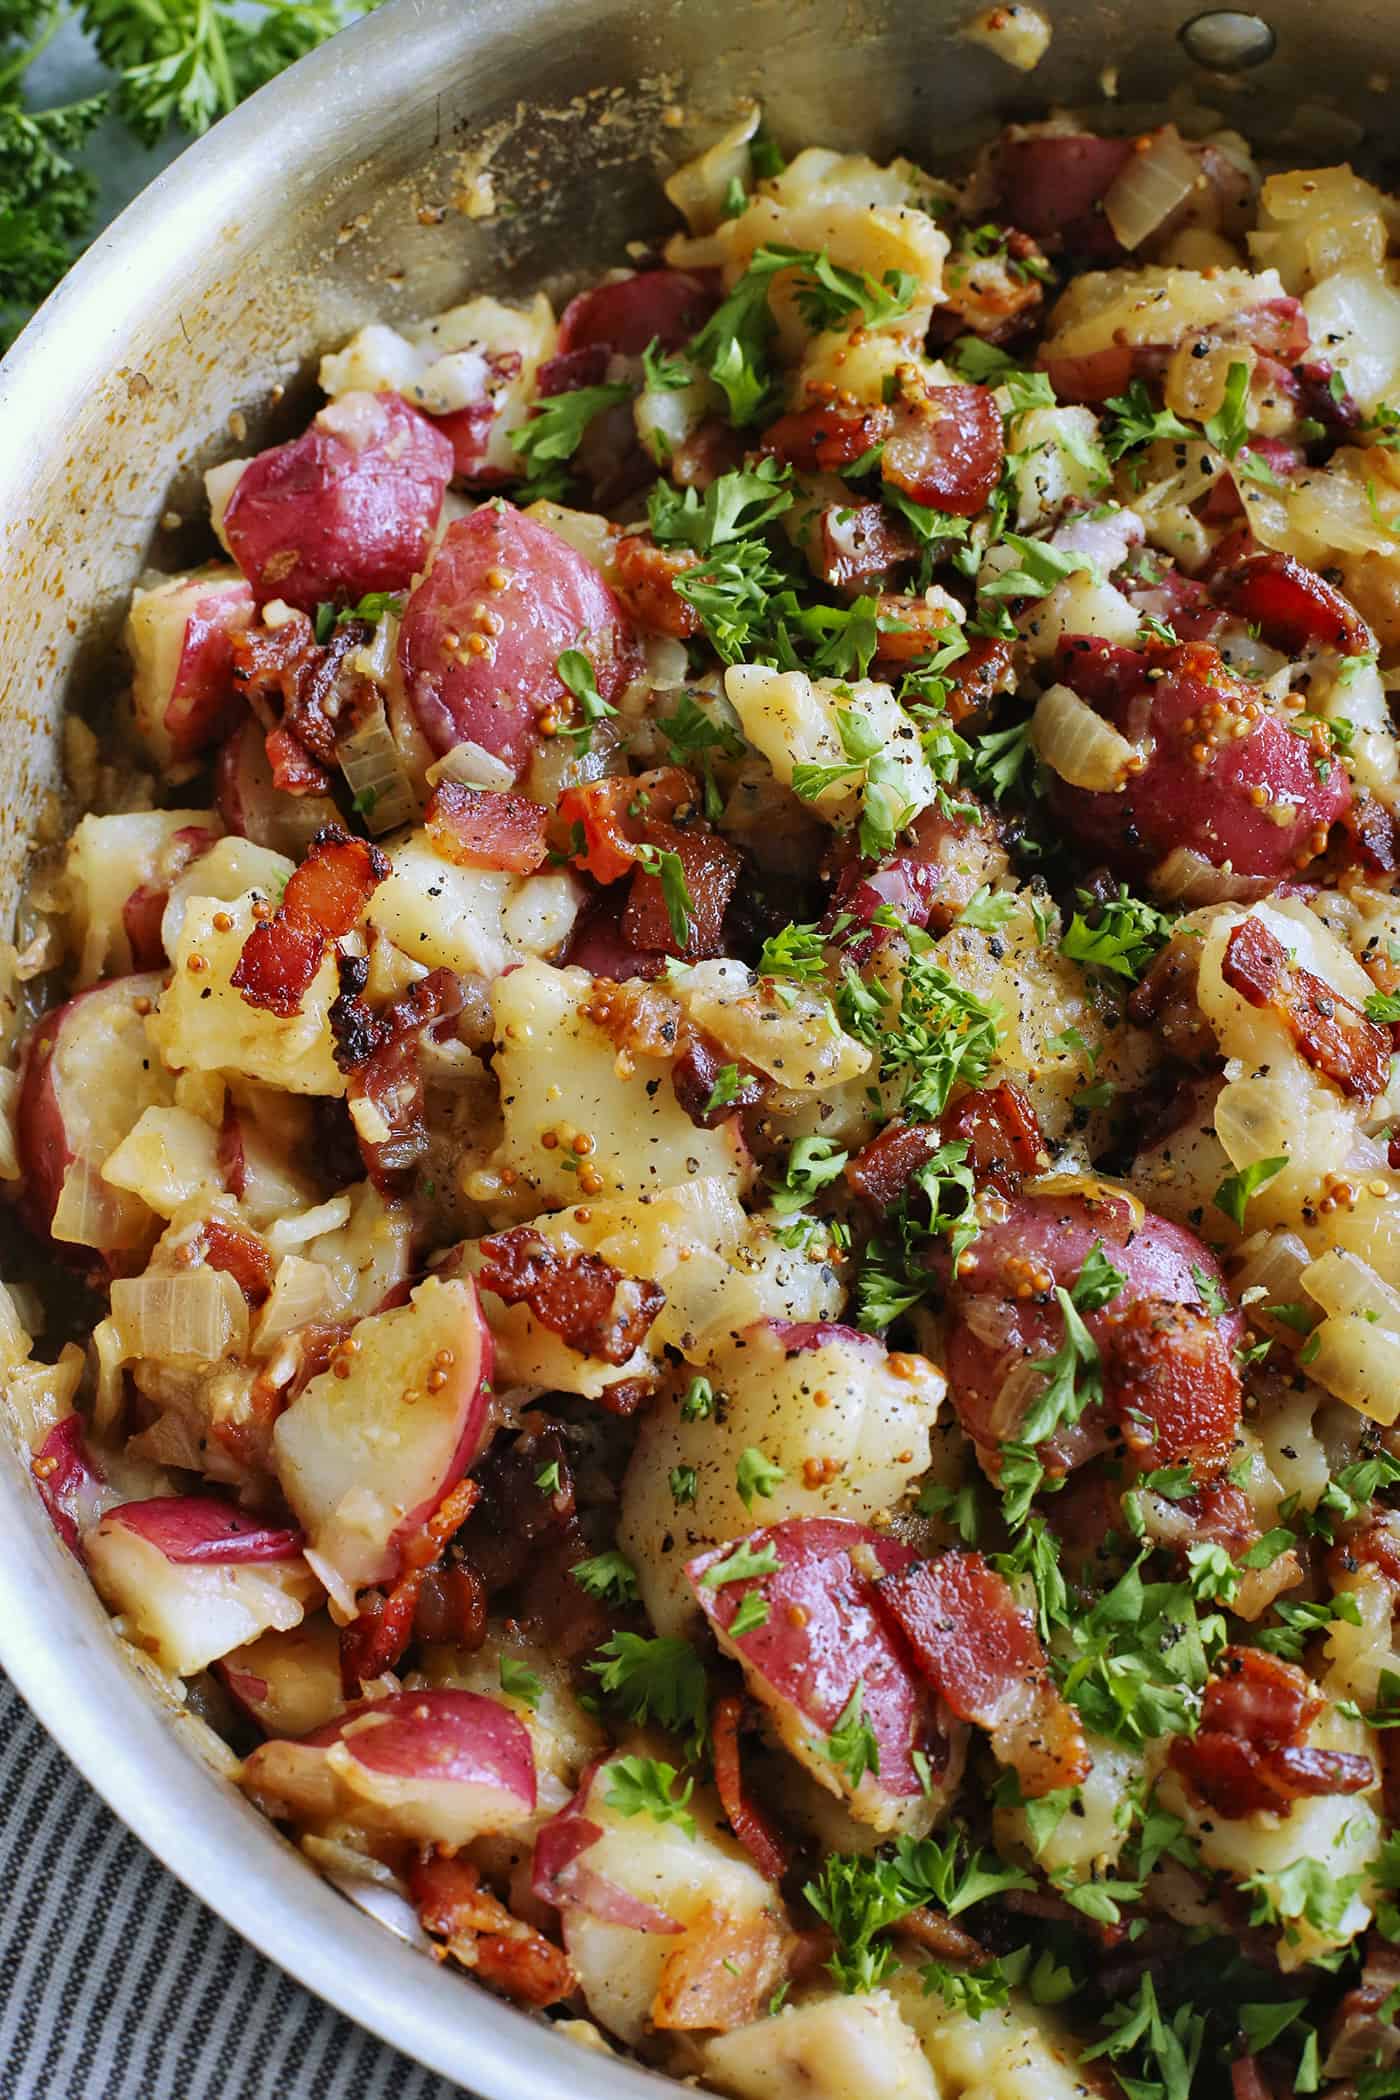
[588,1632,708,1752]
[604,1755,696,1838]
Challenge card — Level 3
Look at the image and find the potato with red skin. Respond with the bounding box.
[395,506,640,775]
[272,1275,494,1594]
[688,1516,962,1836]
[881,383,1003,517]
[945,1185,1243,1478]
[992,132,1134,257]
[240,1688,538,1847]
[557,269,716,356]
[16,973,174,1244]
[220,391,453,613]
[1046,638,1351,889]
[125,567,254,766]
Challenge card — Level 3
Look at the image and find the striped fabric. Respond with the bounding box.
[0,1673,467,2100]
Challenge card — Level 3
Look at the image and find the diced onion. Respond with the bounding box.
[50,1158,152,1252]
[1165,340,1254,424]
[662,103,760,235]
[1151,846,1267,905]
[425,740,516,793]
[267,1194,353,1259]
[1104,127,1202,250]
[337,699,419,836]
[1305,1314,1400,1425]
[107,1269,249,1364]
[1232,1227,1312,1313]
[1302,1247,1400,1325]
[253,1256,334,1354]
[1030,682,1138,791]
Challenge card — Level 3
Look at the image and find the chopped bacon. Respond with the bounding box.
[1101,1298,1242,1470]
[711,1694,791,1883]
[328,957,464,1188]
[410,1852,575,2008]
[760,402,894,473]
[1230,2060,1274,2100]
[231,611,375,766]
[197,1219,273,1305]
[1326,1934,1400,2079]
[651,1902,792,2032]
[1342,789,1400,876]
[556,766,697,884]
[614,534,704,638]
[231,826,388,1017]
[264,723,335,796]
[622,822,743,961]
[425,781,549,874]
[846,1120,943,1210]
[1214,549,1374,659]
[670,1030,769,1128]
[476,1227,665,1366]
[1127,941,1216,1065]
[340,1477,481,1690]
[412,1560,488,1650]
[893,1909,986,1963]
[814,503,918,592]
[881,382,1004,516]
[944,1081,1048,1196]
[876,1551,1089,1797]
[1221,914,1391,1103]
[1170,1645,1374,1818]
[870,593,964,667]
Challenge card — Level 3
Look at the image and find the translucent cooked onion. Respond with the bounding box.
[662,103,760,235]
[107,1269,248,1364]
[337,699,419,836]
[1305,1314,1400,1425]
[51,1159,151,1252]
[1302,1247,1400,1325]
[1232,1227,1311,1312]
[1030,682,1139,791]
[253,1255,334,1355]
[1104,127,1201,250]
[1151,846,1270,905]
[425,740,515,793]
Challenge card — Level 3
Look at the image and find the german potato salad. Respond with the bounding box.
[4,104,1400,2100]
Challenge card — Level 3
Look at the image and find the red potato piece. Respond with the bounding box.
[121,823,219,971]
[1048,639,1351,884]
[994,132,1134,255]
[126,568,254,766]
[946,1188,1242,1475]
[231,826,388,1018]
[874,1551,1089,1797]
[1169,1647,1375,1820]
[688,1516,954,1829]
[86,1497,318,1675]
[218,1616,347,1738]
[222,391,452,613]
[241,1688,537,1846]
[558,269,716,356]
[425,781,549,873]
[16,972,171,1243]
[881,384,1003,516]
[1222,913,1391,1103]
[30,1415,107,1557]
[396,505,640,772]
[217,716,341,857]
[272,1275,493,1594]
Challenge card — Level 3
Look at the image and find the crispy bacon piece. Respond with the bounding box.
[476,1227,665,1366]
[329,956,464,1187]
[846,1084,1045,1210]
[339,1477,481,1690]
[670,1030,769,1129]
[814,503,918,592]
[217,1098,248,1199]
[711,1694,791,1883]
[1342,789,1400,875]
[622,822,743,961]
[1222,914,1391,1103]
[231,611,374,766]
[1101,1298,1242,1470]
[881,382,1003,516]
[412,1559,488,1650]
[232,826,387,1017]
[871,593,964,667]
[892,1909,986,1962]
[1214,549,1374,659]
[651,1902,792,2033]
[845,1121,943,1210]
[425,781,549,874]
[1170,1646,1374,1819]
[614,534,704,638]
[556,766,698,884]
[196,1219,273,1305]
[264,723,335,796]
[876,1552,1089,1797]
[1326,1934,1400,2079]
[761,402,893,473]
[410,1851,575,2008]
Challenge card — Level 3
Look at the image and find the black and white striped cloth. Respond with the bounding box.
[0,1673,468,2100]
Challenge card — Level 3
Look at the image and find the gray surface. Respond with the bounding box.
[0,1668,467,2100]
[3,35,465,2100]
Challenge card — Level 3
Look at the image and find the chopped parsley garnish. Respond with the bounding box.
[1101,379,1193,461]
[873,945,1002,1119]
[314,590,404,641]
[1060,885,1175,981]
[736,1445,787,1509]
[825,1681,881,1788]
[511,381,633,491]
[554,645,619,752]
[633,841,695,947]
[498,1656,543,1707]
[588,1632,708,1752]
[803,1830,1032,1993]
[757,920,828,983]
[604,1755,696,1838]
[700,1538,780,1588]
[1213,1155,1289,1229]
[769,1134,849,1215]
[571,1549,641,1606]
